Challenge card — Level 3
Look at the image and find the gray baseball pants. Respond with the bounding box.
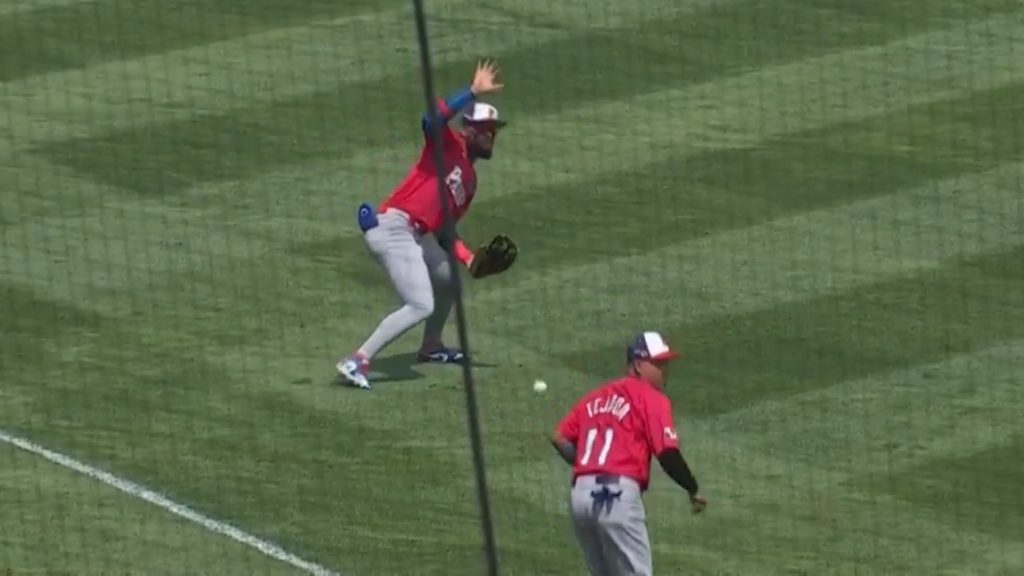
[357,208,454,360]
[570,474,653,576]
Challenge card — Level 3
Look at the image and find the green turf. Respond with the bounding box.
[2,0,1024,574]
[0,444,304,575]
[0,0,396,82]
[886,436,1024,540]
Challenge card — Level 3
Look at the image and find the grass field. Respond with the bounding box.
[2,0,1024,574]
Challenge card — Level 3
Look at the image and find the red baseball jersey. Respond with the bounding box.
[379,100,477,233]
[557,376,680,491]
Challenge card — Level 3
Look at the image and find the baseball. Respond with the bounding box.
[533,379,547,393]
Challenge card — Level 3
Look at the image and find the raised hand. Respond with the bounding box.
[471,58,504,96]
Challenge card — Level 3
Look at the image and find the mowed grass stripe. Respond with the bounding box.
[5,20,1023,362]
[465,334,1024,571]
[6,202,1015,569]
[463,12,1024,204]
[284,12,1024,256]
[8,86,1022,371]
[677,345,1024,561]
[455,80,1024,274]
[0,280,630,575]
[710,338,1024,477]
[4,223,1019,569]
[0,283,486,575]
[0,0,95,17]
[1,270,573,572]
[0,446,307,575]
[0,4,567,146]
[30,0,1022,195]
[555,243,1024,418]
[5,7,1018,220]
[6,273,1018,575]
[0,205,280,311]
[664,344,1024,561]
[434,331,1024,574]
[8,11,1017,255]
[483,0,740,31]
[0,0,396,83]
[497,0,1011,34]
[475,143,1024,357]
[0,4,567,229]
[1,3,1021,575]
[0,147,287,315]
[4,5,1005,286]
[662,418,1024,573]
[881,435,1024,546]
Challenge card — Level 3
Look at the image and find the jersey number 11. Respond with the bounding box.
[580,427,615,466]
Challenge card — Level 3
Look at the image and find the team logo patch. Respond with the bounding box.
[664,427,677,440]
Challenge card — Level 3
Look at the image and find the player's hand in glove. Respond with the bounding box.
[689,493,707,514]
[468,235,518,279]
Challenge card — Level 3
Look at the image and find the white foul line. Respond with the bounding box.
[0,428,341,576]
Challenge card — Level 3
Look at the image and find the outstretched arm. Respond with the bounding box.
[421,87,476,135]
[422,59,504,135]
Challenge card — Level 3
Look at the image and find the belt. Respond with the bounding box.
[573,473,621,487]
[381,207,426,233]
[381,207,408,218]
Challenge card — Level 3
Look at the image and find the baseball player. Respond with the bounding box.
[551,331,707,576]
[337,59,518,390]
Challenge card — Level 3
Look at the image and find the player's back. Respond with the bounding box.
[565,376,667,489]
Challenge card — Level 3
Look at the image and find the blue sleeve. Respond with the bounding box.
[422,86,476,134]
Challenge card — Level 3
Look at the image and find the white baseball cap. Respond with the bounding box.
[462,102,507,127]
[627,331,681,363]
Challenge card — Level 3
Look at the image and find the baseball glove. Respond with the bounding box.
[468,235,518,279]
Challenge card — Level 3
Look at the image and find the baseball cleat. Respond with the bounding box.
[417,347,467,364]
[337,356,371,390]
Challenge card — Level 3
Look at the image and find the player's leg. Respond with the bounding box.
[593,479,653,576]
[417,233,462,363]
[569,479,613,576]
[337,212,435,388]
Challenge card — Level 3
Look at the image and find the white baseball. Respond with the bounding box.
[533,379,547,393]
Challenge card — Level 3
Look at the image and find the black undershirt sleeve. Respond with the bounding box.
[657,448,699,495]
[553,440,577,466]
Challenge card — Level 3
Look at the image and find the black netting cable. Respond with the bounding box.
[408,1,500,574]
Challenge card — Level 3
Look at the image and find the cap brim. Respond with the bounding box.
[650,351,680,362]
[463,118,507,127]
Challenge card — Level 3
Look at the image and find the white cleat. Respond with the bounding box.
[337,357,371,390]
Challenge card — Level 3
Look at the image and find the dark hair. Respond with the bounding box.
[626,360,640,376]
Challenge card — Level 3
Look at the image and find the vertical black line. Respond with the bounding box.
[408,1,499,574]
